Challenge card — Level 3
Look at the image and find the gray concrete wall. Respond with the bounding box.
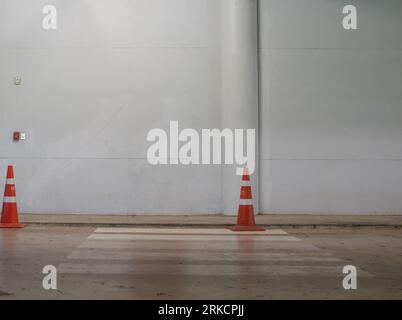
[0,0,223,214]
[259,0,402,214]
[0,0,401,215]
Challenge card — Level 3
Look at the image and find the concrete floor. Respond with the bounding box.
[20,213,402,227]
[0,225,401,299]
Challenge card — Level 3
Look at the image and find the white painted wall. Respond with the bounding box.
[0,0,401,215]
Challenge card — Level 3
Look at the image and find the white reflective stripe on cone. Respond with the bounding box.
[239,199,253,206]
[3,196,17,203]
[6,179,15,185]
[241,180,251,186]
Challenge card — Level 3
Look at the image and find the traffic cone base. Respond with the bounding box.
[0,223,26,229]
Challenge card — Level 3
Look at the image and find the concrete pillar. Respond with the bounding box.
[220,0,259,215]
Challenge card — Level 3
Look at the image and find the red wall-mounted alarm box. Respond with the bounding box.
[13,132,21,141]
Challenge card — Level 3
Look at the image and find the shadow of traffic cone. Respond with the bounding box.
[0,166,25,228]
[229,167,265,232]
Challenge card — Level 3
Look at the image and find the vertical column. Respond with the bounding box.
[220,0,259,215]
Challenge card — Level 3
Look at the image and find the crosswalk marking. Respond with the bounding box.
[88,234,300,242]
[78,240,321,251]
[94,227,288,235]
[58,263,372,277]
[67,249,343,262]
[59,227,372,278]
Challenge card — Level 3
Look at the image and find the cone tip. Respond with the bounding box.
[6,165,14,178]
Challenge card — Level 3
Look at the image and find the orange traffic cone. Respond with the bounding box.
[229,167,265,232]
[0,166,25,228]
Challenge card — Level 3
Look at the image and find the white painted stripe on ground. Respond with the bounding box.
[3,197,16,203]
[58,263,372,277]
[67,250,343,262]
[78,240,319,250]
[94,228,288,235]
[87,234,301,242]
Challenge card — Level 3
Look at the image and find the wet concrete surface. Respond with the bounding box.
[0,225,401,299]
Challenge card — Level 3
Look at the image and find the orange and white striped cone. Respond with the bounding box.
[229,167,265,232]
[0,166,25,228]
